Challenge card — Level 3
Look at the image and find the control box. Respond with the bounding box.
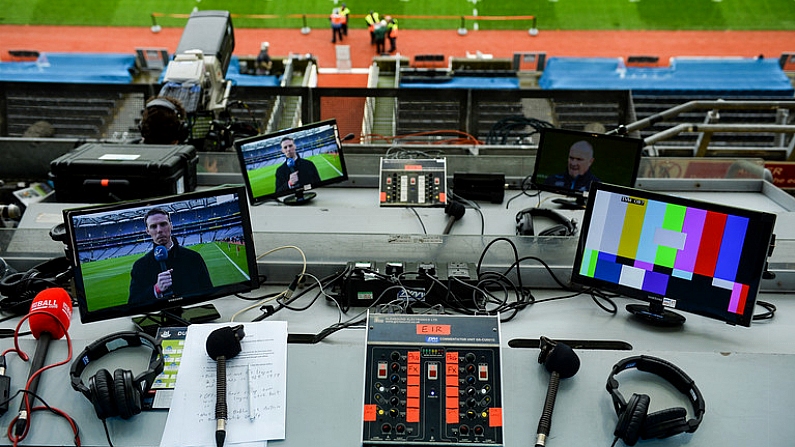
[379,158,447,207]
[362,313,504,446]
[339,261,481,309]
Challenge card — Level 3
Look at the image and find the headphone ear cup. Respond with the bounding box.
[113,369,142,420]
[177,120,191,143]
[88,368,117,420]
[516,211,534,235]
[614,393,650,446]
[641,407,688,440]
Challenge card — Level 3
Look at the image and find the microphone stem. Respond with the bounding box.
[443,216,456,235]
[15,332,52,437]
[216,356,227,447]
[535,371,560,447]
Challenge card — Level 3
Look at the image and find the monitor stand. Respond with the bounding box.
[132,303,221,336]
[626,302,686,327]
[283,188,316,205]
[552,195,587,210]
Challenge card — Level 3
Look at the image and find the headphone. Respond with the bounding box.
[0,256,73,316]
[607,355,705,446]
[515,207,577,236]
[141,97,191,143]
[70,331,164,420]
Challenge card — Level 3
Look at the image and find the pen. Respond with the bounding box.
[248,364,255,421]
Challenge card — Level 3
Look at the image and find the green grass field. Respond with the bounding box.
[80,241,251,311]
[1,0,794,30]
[248,153,344,197]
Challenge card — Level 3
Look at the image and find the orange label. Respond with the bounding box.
[407,408,420,423]
[446,408,459,424]
[404,164,423,171]
[417,324,451,335]
[408,351,420,363]
[489,408,503,427]
[379,191,387,202]
[363,404,377,421]
[407,385,420,398]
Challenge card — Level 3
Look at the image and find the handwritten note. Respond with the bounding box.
[159,321,288,447]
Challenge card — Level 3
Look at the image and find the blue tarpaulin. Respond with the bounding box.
[0,53,135,84]
[539,57,794,96]
[400,76,519,89]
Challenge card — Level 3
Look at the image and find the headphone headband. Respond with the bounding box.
[70,331,164,399]
[607,355,705,434]
[515,207,577,237]
[146,97,181,118]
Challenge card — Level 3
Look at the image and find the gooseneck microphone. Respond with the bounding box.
[535,336,580,447]
[14,287,72,437]
[206,325,246,447]
[443,201,466,235]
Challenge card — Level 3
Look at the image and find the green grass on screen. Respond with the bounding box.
[80,241,250,312]
[248,153,343,198]
[0,0,793,30]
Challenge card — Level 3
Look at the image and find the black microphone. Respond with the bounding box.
[154,245,173,298]
[535,336,580,447]
[442,201,466,235]
[206,325,245,447]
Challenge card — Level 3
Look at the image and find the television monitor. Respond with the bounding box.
[63,185,259,324]
[234,119,349,205]
[531,128,643,209]
[571,182,777,327]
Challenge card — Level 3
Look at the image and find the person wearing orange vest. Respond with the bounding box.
[330,8,344,43]
[340,3,351,37]
[385,16,398,53]
[365,10,380,45]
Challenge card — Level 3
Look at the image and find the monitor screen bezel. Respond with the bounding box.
[233,118,349,205]
[63,185,260,323]
[531,128,644,202]
[571,182,777,327]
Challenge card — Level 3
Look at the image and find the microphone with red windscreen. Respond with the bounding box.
[15,287,72,436]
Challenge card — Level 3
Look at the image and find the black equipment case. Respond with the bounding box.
[50,143,198,203]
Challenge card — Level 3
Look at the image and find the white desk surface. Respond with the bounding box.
[1,286,795,447]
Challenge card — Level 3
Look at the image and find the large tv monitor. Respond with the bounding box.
[234,119,348,205]
[531,128,643,209]
[63,185,259,324]
[571,182,777,327]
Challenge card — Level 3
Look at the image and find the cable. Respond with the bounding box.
[230,245,308,322]
[753,300,776,321]
[6,311,73,445]
[485,115,554,146]
[406,207,428,234]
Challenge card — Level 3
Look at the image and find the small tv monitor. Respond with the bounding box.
[571,182,777,327]
[531,128,643,209]
[63,185,259,324]
[234,118,348,205]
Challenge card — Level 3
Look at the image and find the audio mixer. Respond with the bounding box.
[379,158,447,207]
[362,313,504,446]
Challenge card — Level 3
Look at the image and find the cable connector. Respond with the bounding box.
[284,274,301,300]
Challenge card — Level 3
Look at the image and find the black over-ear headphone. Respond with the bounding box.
[70,331,164,420]
[515,207,577,236]
[142,97,191,143]
[607,355,705,446]
[0,256,73,316]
